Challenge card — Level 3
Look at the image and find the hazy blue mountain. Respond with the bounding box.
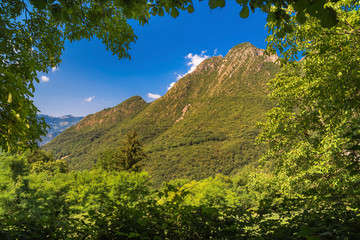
[39,114,83,145]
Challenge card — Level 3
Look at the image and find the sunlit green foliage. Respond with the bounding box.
[262,0,360,192]
[254,0,360,238]
[1,153,251,239]
[1,149,360,239]
[26,149,69,174]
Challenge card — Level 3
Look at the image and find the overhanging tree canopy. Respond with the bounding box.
[260,0,360,190]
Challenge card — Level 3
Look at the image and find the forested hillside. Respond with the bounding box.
[43,43,279,183]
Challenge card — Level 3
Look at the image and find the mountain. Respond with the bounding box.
[43,43,279,183]
[39,114,83,145]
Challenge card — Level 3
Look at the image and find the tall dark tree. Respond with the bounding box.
[118,130,147,172]
[96,130,146,172]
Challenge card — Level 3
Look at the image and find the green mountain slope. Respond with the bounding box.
[43,43,279,183]
[43,96,148,169]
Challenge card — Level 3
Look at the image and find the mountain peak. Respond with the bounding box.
[60,115,75,119]
[213,43,278,87]
[192,55,223,75]
[75,95,146,130]
[225,42,278,63]
[188,43,278,79]
[115,95,145,107]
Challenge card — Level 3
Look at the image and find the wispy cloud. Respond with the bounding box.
[185,51,210,74]
[167,51,211,91]
[214,49,218,55]
[51,66,58,72]
[147,93,161,101]
[84,96,95,102]
[177,50,211,79]
[41,75,50,82]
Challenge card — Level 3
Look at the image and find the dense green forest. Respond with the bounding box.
[1,0,360,239]
[1,149,359,239]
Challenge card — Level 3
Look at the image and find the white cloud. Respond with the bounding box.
[185,51,210,74]
[214,49,218,55]
[84,96,95,102]
[166,51,210,92]
[41,75,50,82]
[51,66,58,72]
[147,93,161,100]
[167,82,176,90]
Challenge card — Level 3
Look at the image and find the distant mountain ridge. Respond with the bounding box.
[43,43,279,184]
[39,114,83,145]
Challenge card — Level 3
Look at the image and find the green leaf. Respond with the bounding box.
[209,0,225,9]
[216,0,226,8]
[170,8,179,18]
[61,8,70,22]
[7,92,12,103]
[239,6,249,18]
[306,0,326,17]
[187,5,194,14]
[158,7,164,17]
[283,13,290,22]
[151,7,158,16]
[51,4,62,21]
[320,7,338,28]
[261,4,270,14]
[293,0,307,12]
[67,8,73,15]
[30,0,47,10]
[266,12,276,22]
[236,0,248,5]
[209,0,216,9]
[276,29,286,38]
[296,11,307,24]
[284,24,293,33]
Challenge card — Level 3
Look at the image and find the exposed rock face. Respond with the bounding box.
[175,104,191,123]
[43,43,280,184]
[218,43,278,82]
[192,56,223,74]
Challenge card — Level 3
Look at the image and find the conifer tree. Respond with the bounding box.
[117,130,147,172]
[96,130,146,172]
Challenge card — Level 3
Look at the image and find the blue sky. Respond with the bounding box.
[34,1,269,117]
